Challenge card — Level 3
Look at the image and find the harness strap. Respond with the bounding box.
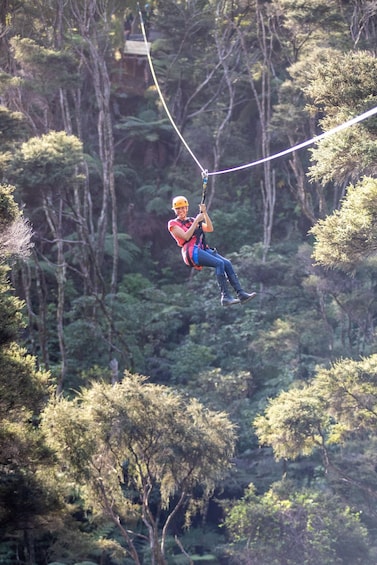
[177,218,205,246]
[183,243,197,268]
[177,218,206,268]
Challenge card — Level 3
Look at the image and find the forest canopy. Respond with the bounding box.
[1,1,377,564]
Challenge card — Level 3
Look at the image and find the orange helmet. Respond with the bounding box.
[172,195,189,210]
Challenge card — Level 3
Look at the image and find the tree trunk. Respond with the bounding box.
[69,0,119,364]
[142,484,167,565]
[238,1,276,262]
[43,195,67,392]
[208,6,238,208]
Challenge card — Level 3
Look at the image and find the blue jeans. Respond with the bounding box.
[194,246,236,277]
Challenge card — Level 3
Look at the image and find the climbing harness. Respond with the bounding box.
[169,182,208,269]
[169,216,205,270]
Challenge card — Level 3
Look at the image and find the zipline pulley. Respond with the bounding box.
[201,170,208,204]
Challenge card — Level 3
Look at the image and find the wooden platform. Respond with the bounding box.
[124,40,151,57]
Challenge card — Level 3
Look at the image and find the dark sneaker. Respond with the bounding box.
[238,291,257,304]
[221,294,240,306]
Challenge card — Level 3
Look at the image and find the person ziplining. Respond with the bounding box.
[137,3,377,306]
[168,195,256,307]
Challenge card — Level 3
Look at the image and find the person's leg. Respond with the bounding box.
[195,248,239,306]
[195,247,225,274]
[214,252,257,304]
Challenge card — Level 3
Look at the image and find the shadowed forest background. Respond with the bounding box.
[2,0,377,564]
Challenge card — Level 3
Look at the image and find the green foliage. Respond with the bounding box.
[0,190,29,348]
[115,114,172,141]
[208,205,260,255]
[41,374,237,560]
[0,106,29,149]
[311,177,377,271]
[313,354,377,441]
[43,373,236,502]
[254,385,329,460]
[254,354,377,459]
[104,232,141,264]
[0,182,60,565]
[305,50,377,186]
[253,353,377,536]
[305,49,377,114]
[0,183,19,229]
[309,119,377,186]
[0,267,24,345]
[3,0,377,562]
[172,526,224,561]
[11,130,84,198]
[0,342,49,417]
[64,275,196,386]
[10,37,80,92]
[270,0,348,72]
[223,481,371,565]
[43,508,131,565]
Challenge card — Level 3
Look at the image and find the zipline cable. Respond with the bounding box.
[138,4,206,174]
[208,106,377,176]
[137,6,377,178]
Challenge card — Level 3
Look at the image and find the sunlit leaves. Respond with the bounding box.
[14,130,84,191]
[310,177,377,271]
[0,182,55,542]
[314,355,377,441]
[0,184,20,229]
[305,50,377,186]
[308,123,377,186]
[10,37,80,92]
[41,373,237,523]
[224,482,369,565]
[304,50,377,114]
[254,386,329,460]
[254,353,377,461]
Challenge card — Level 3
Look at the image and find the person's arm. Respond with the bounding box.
[199,203,214,233]
[170,213,205,242]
